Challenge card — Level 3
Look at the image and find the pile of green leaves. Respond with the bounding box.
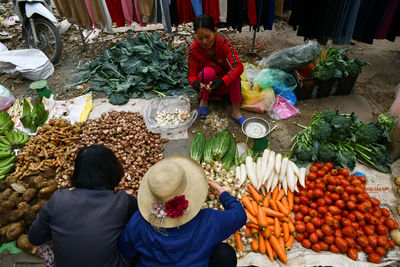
[69,32,196,105]
[311,47,370,81]
[291,110,397,173]
[0,111,14,135]
[20,100,48,132]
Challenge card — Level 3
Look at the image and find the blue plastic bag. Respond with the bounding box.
[274,88,297,105]
[253,68,297,92]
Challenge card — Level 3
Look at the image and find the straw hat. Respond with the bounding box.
[137,155,208,228]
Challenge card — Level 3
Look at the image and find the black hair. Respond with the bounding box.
[193,14,216,33]
[70,144,124,190]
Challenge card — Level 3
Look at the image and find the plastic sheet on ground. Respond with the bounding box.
[238,162,400,267]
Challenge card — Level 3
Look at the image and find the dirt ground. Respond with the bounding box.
[0,4,399,156]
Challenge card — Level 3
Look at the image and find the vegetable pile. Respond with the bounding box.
[291,110,397,172]
[294,162,398,263]
[155,109,190,127]
[20,100,48,132]
[60,111,166,195]
[71,32,195,105]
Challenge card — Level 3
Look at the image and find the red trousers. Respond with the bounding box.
[198,67,242,104]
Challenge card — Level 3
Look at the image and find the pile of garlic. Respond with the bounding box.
[203,112,228,132]
[155,109,190,126]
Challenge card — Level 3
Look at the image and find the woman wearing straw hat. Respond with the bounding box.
[119,155,246,267]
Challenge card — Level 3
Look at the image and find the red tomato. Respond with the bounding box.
[318,206,328,215]
[327,185,336,192]
[351,222,360,230]
[300,196,309,205]
[294,197,301,204]
[306,222,315,233]
[308,182,316,189]
[359,176,367,184]
[381,208,390,217]
[324,216,335,226]
[354,211,364,221]
[333,219,341,229]
[345,185,356,194]
[295,212,304,221]
[355,186,364,194]
[363,245,374,254]
[316,182,325,191]
[309,209,318,217]
[384,218,399,230]
[364,213,372,222]
[368,254,381,264]
[303,232,309,238]
[319,241,329,251]
[296,232,305,242]
[347,213,356,222]
[363,200,372,208]
[322,224,333,235]
[342,226,355,238]
[357,236,369,247]
[309,232,319,243]
[309,202,318,210]
[334,229,343,238]
[341,218,352,227]
[388,239,395,249]
[316,170,325,177]
[346,201,356,210]
[368,235,378,248]
[330,193,340,201]
[321,165,330,173]
[335,237,348,253]
[355,244,362,251]
[296,222,306,233]
[351,179,362,187]
[358,192,370,200]
[310,166,318,172]
[347,247,358,260]
[313,188,324,199]
[359,220,366,227]
[377,235,388,247]
[349,194,357,203]
[372,209,382,218]
[341,179,350,186]
[311,217,322,228]
[300,205,309,215]
[363,225,374,236]
[325,162,334,169]
[302,239,312,249]
[341,210,349,217]
[325,235,335,244]
[379,216,386,224]
[335,200,345,209]
[355,229,364,238]
[324,196,333,205]
[307,190,314,199]
[293,204,300,212]
[330,168,338,175]
[345,237,355,248]
[308,172,317,181]
[315,229,324,239]
[312,243,322,252]
[370,198,380,207]
[333,215,342,221]
[375,247,386,257]
[339,168,350,176]
[328,206,341,215]
[303,215,312,223]
[334,186,344,194]
[357,204,368,214]
[341,191,350,202]
[376,224,389,235]
[369,216,379,225]
[329,244,340,253]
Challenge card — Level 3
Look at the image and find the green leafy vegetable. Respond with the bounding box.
[20,100,48,132]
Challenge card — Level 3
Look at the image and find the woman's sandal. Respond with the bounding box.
[198,107,208,119]
[231,116,246,127]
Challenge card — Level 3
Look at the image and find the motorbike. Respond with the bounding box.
[13,0,62,63]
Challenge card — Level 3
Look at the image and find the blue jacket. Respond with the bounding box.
[119,192,246,267]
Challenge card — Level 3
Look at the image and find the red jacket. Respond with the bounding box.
[187,36,244,88]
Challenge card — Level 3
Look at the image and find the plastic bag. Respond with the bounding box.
[268,95,299,120]
[142,96,197,134]
[241,63,260,83]
[259,41,320,72]
[253,68,297,91]
[241,81,275,113]
[0,84,15,110]
[274,88,297,105]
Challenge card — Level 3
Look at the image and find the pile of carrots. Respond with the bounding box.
[236,184,296,263]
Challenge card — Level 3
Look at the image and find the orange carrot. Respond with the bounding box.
[288,221,295,233]
[251,227,259,234]
[245,227,251,235]
[265,239,274,261]
[289,213,295,224]
[272,247,277,259]
[287,190,294,211]
[279,236,285,251]
[276,200,290,215]
[251,200,259,216]
[269,199,280,213]
[245,209,259,225]
[263,207,284,217]
[272,186,279,201]
[251,236,259,252]
[259,230,267,254]
[279,216,290,223]
[248,184,263,203]
[241,196,256,216]
[246,223,259,229]
[274,217,281,238]
[235,231,243,251]
[269,235,288,263]
[283,222,289,241]
[276,188,285,201]
[262,192,271,208]
[262,227,271,238]
[285,235,294,249]
[257,206,268,228]
[281,198,290,212]
[266,216,274,225]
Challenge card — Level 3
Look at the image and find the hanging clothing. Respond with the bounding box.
[261,0,275,30]
[153,0,163,23]
[53,0,73,23]
[90,0,106,28]
[139,0,154,23]
[177,0,195,24]
[85,0,97,28]
[170,0,179,27]
[120,0,134,26]
[376,0,399,39]
[219,0,227,23]
[100,0,113,32]
[353,0,391,44]
[71,0,92,28]
[191,0,203,16]
[105,0,124,27]
[226,0,243,32]
[386,3,400,41]
[161,0,173,33]
[134,0,144,26]
[275,0,284,17]
[247,0,257,25]
[202,0,220,24]
[332,0,362,45]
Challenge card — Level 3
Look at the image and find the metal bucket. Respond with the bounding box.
[241,117,271,152]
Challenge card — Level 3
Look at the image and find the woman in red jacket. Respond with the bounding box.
[187,14,246,126]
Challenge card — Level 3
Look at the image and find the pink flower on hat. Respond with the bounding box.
[165,195,189,218]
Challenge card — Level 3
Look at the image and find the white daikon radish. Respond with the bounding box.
[274,153,282,174]
[260,149,270,176]
[299,167,306,187]
[260,185,266,196]
[282,176,288,195]
[287,163,295,192]
[290,161,300,178]
[256,157,262,190]
[262,151,275,184]
[246,156,258,188]
[294,186,299,193]
[270,172,279,192]
[235,166,240,181]
[238,163,247,186]
[278,157,289,183]
[265,171,274,192]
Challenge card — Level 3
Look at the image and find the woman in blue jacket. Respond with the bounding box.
[119,155,246,267]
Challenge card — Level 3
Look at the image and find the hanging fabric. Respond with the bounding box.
[53,0,74,25]
[170,0,179,27]
[120,0,134,26]
[332,0,362,45]
[219,0,227,23]
[70,0,92,28]
[247,0,257,26]
[202,0,220,24]
[275,0,284,17]
[139,0,154,23]
[105,0,125,27]
[385,3,400,41]
[134,0,144,26]
[161,0,173,33]
[85,0,97,28]
[376,0,399,39]
[191,0,203,17]
[89,0,106,28]
[227,0,243,32]
[177,0,195,24]
[153,0,163,23]
[100,0,113,32]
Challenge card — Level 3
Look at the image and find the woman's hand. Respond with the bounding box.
[208,180,226,196]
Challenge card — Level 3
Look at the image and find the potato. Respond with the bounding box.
[17,202,30,210]
[22,188,37,202]
[8,209,24,222]
[42,167,56,179]
[31,199,47,213]
[0,215,8,227]
[0,188,12,201]
[390,229,400,245]
[8,192,21,205]
[0,225,9,243]
[396,176,400,186]
[38,185,57,199]
[6,222,23,241]
[1,200,15,209]
[22,206,37,225]
[17,234,36,254]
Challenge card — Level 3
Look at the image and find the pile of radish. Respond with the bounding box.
[294,162,399,263]
[235,149,306,195]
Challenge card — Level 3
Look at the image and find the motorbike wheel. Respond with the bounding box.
[25,17,62,64]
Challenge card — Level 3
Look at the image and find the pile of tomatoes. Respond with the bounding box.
[294,162,399,264]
